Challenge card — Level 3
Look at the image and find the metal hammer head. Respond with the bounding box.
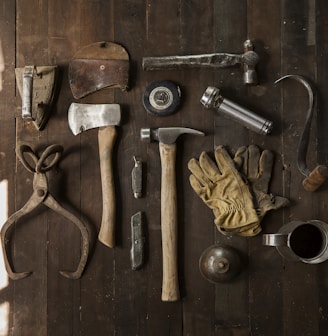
[140,127,204,144]
[242,40,259,85]
[68,103,121,135]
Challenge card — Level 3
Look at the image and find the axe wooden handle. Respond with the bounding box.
[159,142,180,301]
[302,165,328,192]
[98,126,117,248]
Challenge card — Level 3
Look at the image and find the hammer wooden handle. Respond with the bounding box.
[159,142,180,301]
[98,126,117,248]
[303,165,328,192]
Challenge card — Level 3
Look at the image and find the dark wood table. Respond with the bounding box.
[1,1,328,335]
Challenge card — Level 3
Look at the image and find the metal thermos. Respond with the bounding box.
[200,86,273,135]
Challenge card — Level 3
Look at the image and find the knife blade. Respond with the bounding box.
[130,211,145,270]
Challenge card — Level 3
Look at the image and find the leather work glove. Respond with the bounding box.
[233,145,290,225]
[188,145,260,236]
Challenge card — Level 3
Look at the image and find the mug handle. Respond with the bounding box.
[263,234,288,247]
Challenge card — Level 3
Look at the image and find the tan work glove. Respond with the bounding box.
[188,145,260,235]
[233,145,290,225]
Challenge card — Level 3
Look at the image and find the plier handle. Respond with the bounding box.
[1,144,90,280]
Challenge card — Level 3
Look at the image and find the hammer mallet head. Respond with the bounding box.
[242,40,259,85]
[140,127,204,144]
[68,103,121,135]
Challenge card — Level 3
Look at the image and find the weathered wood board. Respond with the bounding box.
[0,1,328,335]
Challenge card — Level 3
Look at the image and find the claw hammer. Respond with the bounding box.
[141,127,204,301]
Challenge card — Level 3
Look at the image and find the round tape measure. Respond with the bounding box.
[142,80,181,116]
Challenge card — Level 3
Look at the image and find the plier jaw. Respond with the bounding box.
[1,144,91,280]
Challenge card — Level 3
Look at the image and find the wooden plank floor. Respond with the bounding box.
[1,1,328,335]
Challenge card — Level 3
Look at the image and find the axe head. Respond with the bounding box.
[69,41,129,99]
[68,103,121,135]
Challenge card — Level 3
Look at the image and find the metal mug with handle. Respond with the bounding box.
[263,220,328,264]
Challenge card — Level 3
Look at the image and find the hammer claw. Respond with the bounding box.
[141,126,204,301]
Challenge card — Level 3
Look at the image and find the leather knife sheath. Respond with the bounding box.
[69,59,129,99]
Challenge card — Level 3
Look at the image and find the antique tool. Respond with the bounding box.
[130,211,145,270]
[201,86,273,135]
[142,80,181,116]
[68,103,121,248]
[0,144,90,280]
[68,41,130,247]
[199,245,242,283]
[263,220,328,264]
[143,40,259,85]
[275,75,328,192]
[141,127,205,301]
[15,65,57,130]
[132,156,143,198]
[69,41,129,99]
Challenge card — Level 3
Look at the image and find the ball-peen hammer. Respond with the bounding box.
[143,40,259,85]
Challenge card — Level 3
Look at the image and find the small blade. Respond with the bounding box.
[68,103,121,135]
[130,211,145,270]
[132,156,143,198]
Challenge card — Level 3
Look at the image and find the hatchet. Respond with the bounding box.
[68,41,129,247]
[68,103,121,247]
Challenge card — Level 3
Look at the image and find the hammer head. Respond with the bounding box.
[242,51,259,85]
[242,40,259,85]
[68,103,121,135]
[141,127,204,144]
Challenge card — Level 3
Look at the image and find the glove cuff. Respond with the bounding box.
[213,204,259,231]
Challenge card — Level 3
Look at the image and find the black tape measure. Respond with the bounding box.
[142,80,181,116]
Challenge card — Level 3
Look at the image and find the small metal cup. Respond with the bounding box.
[263,220,328,264]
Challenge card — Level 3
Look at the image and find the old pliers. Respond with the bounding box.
[1,144,90,280]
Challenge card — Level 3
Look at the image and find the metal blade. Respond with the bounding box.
[130,211,145,270]
[68,103,121,135]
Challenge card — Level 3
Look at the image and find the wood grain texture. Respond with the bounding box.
[212,1,250,334]
[0,0,328,335]
[315,2,328,334]
[280,2,319,336]
[247,2,285,336]
[159,142,179,302]
[98,126,117,248]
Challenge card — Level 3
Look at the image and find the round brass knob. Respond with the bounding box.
[199,245,242,283]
